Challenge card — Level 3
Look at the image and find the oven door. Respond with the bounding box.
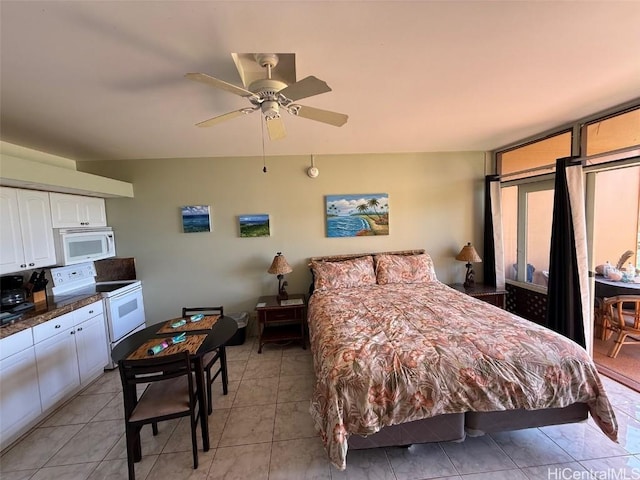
[106,287,146,344]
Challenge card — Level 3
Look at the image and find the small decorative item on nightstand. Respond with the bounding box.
[267,252,293,301]
[455,242,482,288]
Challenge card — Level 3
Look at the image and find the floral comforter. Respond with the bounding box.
[308,282,618,470]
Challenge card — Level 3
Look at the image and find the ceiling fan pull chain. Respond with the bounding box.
[261,116,267,173]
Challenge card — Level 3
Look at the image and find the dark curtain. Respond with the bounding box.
[483,175,500,287]
[545,157,586,347]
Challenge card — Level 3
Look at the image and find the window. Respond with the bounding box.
[498,131,572,180]
[494,101,640,290]
[502,181,554,288]
[498,133,571,289]
[584,107,640,157]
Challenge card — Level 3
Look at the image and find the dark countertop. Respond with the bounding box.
[0,293,104,340]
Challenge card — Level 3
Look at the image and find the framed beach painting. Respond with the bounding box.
[239,214,270,237]
[325,193,389,237]
[181,205,211,233]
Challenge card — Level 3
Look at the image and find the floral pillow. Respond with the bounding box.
[311,256,376,291]
[375,253,438,285]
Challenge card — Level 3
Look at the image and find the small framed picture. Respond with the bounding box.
[181,205,211,233]
[239,214,270,237]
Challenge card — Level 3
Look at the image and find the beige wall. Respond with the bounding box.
[81,152,485,324]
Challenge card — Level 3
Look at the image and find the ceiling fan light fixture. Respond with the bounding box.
[262,100,280,119]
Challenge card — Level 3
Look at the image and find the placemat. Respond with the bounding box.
[127,334,207,360]
[156,314,220,334]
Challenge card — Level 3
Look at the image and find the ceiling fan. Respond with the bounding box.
[185,53,348,140]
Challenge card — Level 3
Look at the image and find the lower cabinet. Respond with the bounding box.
[0,300,108,450]
[0,345,42,450]
[34,300,108,411]
[75,312,109,385]
[35,324,81,412]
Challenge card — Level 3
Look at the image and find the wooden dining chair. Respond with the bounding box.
[594,297,611,341]
[601,295,640,358]
[182,306,228,414]
[118,351,200,480]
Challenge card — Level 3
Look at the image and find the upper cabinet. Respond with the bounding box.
[49,193,107,228]
[0,188,57,274]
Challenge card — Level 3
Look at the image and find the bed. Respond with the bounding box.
[307,250,618,470]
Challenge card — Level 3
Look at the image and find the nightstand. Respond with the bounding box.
[449,283,507,309]
[255,294,307,353]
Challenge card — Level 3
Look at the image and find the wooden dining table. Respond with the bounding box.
[111,315,237,451]
[595,276,640,298]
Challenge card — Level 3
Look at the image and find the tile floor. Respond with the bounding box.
[1,335,639,480]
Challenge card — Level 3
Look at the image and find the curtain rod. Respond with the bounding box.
[497,162,557,180]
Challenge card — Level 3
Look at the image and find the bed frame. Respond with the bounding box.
[309,249,426,265]
[308,249,589,450]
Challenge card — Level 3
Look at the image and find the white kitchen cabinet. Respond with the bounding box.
[0,329,42,450]
[0,187,56,274]
[0,345,42,450]
[49,192,107,228]
[34,313,81,412]
[73,301,108,385]
[34,300,107,412]
[0,300,107,450]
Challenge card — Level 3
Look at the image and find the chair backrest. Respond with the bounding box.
[182,306,224,317]
[119,351,192,386]
[603,295,640,330]
[118,351,193,416]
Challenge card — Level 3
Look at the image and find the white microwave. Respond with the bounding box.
[53,227,116,266]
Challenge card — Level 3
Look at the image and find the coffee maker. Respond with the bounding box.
[1,274,34,325]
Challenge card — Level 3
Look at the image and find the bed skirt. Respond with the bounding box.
[348,413,465,449]
[464,402,589,435]
[348,403,588,450]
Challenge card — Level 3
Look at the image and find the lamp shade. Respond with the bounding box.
[455,243,482,263]
[267,252,293,275]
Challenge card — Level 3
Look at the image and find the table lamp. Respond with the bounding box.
[455,242,482,288]
[267,252,293,301]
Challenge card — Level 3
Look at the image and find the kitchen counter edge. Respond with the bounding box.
[0,294,104,339]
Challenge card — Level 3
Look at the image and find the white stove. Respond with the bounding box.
[51,262,146,369]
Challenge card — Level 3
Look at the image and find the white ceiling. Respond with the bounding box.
[1,1,639,162]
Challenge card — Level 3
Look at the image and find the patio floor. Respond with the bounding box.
[594,334,640,393]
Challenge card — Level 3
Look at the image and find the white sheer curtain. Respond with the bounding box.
[566,162,591,354]
[489,178,505,289]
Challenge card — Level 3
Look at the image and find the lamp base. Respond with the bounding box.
[463,263,475,289]
[276,287,289,301]
[277,276,289,301]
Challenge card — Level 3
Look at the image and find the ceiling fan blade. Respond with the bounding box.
[195,108,255,127]
[278,76,331,102]
[266,116,286,140]
[185,72,258,99]
[290,105,348,127]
